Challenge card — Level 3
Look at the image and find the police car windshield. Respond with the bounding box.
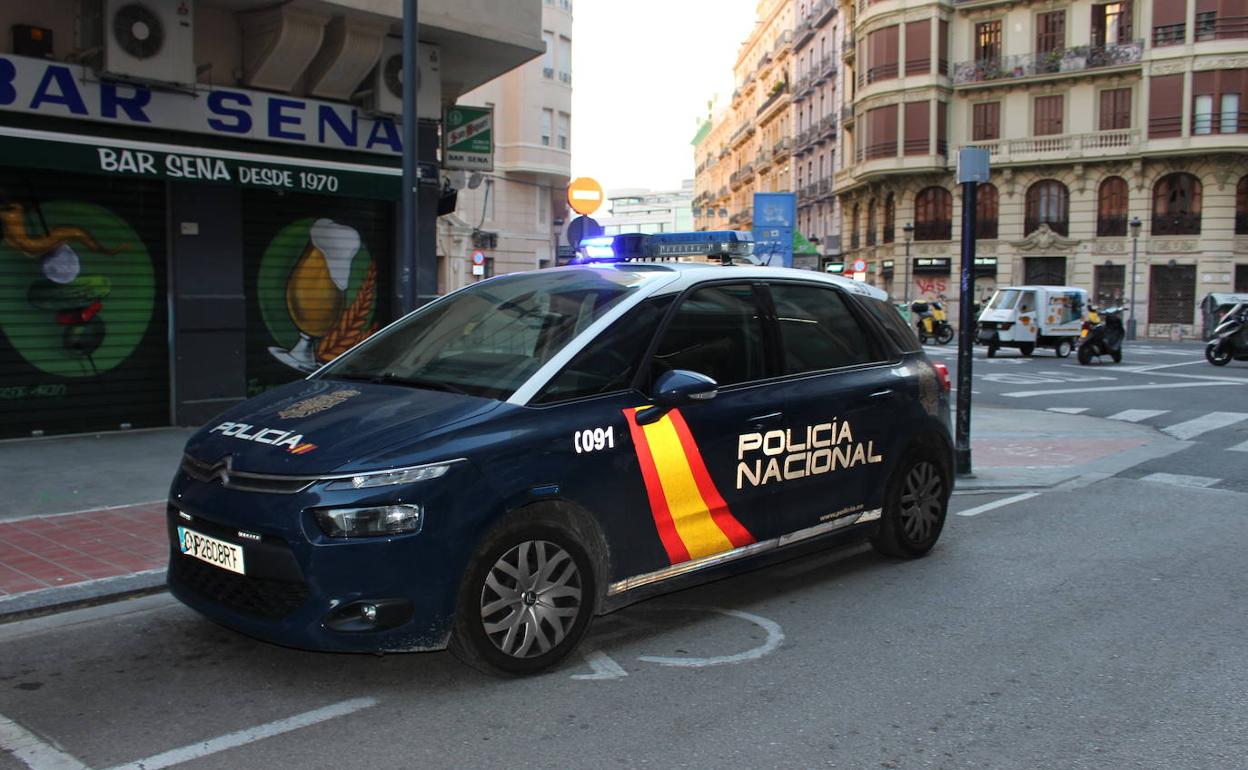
[319,268,653,399]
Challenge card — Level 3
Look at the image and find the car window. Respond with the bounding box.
[534,296,674,404]
[650,284,766,388]
[769,283,878,375]
[859,296,920,353]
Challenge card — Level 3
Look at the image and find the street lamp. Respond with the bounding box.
[1127,216,1142,341]
[902,222,915,303]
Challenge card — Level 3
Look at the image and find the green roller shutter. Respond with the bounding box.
[0,169,168,438]
[241,189,394,397]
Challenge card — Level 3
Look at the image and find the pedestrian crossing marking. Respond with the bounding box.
[1229,439,1248,453]
[1141,472,1221,488]
[1107,409,1169,423]
[1160,412,1248,441]
[1046,407,1089,414]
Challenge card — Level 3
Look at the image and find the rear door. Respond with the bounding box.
[759,280,900,536]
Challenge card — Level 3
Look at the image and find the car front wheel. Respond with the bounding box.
[450,522,596,675]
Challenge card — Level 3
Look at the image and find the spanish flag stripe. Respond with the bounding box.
[666,409,756,548]
[641,415,736,559]
[623,408,691,564]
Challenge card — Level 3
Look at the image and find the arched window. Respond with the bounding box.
[851,202,861,249]
[1024,180,1069,236]
[1237,177,1248,235]
[1097,177,1129,237]
[914,187,953,240]
[975,183,998,239]
[1153,172,1202,235]
[883,193,896,243]
[867,198,878,245]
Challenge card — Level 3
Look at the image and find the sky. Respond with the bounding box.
[570,0,759,195]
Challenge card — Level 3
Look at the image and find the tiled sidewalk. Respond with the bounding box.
[0,502,166,597]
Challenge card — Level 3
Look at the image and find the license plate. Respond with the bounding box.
[177,526,245,575]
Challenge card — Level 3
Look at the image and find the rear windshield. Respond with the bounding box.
[318,268,654,399]
[857,297,921,353]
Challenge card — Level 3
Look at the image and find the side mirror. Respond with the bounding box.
[636,370,718,425]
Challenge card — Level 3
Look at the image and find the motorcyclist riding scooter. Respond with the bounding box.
[1077,305,1124,364]
[911,299,955,344]
[1206,302,1248,366]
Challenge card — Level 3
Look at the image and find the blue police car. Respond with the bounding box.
[168,231,954,674]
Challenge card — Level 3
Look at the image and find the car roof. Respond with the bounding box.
[1000,285,1087,292]
[546,262,890,301]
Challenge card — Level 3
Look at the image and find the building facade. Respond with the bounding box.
[437,0,572,292]
[837,0,1248,335]
[793,0,845,257]
[693,0,797,235]
[595,181,695,235]
[0,0,543,438]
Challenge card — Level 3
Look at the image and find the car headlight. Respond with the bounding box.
[324,461,456,491]
[314,504,424,538]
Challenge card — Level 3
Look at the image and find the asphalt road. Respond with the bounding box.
[2,338,1247,770]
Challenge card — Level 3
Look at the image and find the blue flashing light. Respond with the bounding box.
[574,231,755,263]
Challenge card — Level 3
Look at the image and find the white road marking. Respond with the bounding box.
[1046,407,1089,414]
[1229,439,1248,453]
[0,712,89,770]
[637,608,784,668]
[101,698,377,770]
[571,649,629,680]
[1160,412,1248,441]
[1107,409,1169,423]
[1141,472,1221,489]
[1002,382,1239,398]
[1127,360,1208,372]
[955,492,1040,518]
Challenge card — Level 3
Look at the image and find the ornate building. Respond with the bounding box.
[836,0,1248,337]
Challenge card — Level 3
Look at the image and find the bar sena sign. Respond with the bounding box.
[0,54,402,155]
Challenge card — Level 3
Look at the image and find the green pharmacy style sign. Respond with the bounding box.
[443,106,494,171]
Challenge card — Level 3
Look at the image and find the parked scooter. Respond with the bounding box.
[1077,305,1124,364]
[1205,302,1248,366]
[912,300,955,344]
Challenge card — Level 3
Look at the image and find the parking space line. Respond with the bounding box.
[637,608,783,668]
[571,650,628,680]
[0,712,89,770]
[101,697,377,770]
[955,492,1039,518]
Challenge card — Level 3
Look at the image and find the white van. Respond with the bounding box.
[976,285,1088,357]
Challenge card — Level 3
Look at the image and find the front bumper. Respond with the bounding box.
[165,463,492,653]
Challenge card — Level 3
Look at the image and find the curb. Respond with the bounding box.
[0,569,167,625]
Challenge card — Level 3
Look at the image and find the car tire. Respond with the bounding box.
[871,448,950,559]
[449,518,597,676]
[1206,341,1232,367]
[1020,343,1035,357]
[1055,339,1073,358]
[1077,344,1093,365]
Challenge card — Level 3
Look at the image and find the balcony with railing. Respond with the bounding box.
[1097,215,1127,238]
[842,36,856,61]
[773,137,792,158]
[1153,213,1202,236]
[817,115,837,141]
[741,162,755,181]
[795,18,815,48]
[814,55,836,82]
[841,104,855,125]
[813,0,836,26]
[773,30,792,55]
[964,129,1139,165]
[730,120,756,147]
[756,81,790,118]
[913,222,952,242]
[817,179,833,198]
[795,73,815,99]
[953,41,1143,87]
[756,147,773,169]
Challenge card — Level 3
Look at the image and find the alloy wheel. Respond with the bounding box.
[899,461,944,544]
[480,539,583,659]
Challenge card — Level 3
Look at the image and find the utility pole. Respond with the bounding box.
[1127,216,1142,340]
[902,222,914,304]
[401,0,420,312]
[955,148,990,477]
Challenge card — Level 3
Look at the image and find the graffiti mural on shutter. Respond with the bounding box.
[0,170,167,438]
[243,190,393,397]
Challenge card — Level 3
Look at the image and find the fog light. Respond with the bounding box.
[361,603,378,623]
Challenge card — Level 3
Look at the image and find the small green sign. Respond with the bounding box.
[443,106,494,171]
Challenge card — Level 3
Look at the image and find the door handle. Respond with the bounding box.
[868,389,896,401]
[747,411,783,428]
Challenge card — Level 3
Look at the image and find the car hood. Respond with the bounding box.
[184,379,502,475]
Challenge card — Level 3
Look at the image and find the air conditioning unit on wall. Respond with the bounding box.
[363,36,440,119]
[102,0,195,85]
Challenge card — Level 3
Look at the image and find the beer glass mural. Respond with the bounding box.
[245,194,391,395]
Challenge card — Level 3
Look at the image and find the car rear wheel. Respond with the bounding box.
[1020,343,1035,356]
[450,522,596,675]
[1055,339,1073,358]
[871,449,949,559]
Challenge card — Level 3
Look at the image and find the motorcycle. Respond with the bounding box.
[1205,302,1248,366]
[1077,305,1124,365]
[912,300,955,345]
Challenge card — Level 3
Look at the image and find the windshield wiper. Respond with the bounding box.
[326,371,469,395]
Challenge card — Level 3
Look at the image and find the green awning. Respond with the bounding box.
[792,230,819,255]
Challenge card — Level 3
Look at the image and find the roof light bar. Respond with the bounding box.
[574,231,755,263]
